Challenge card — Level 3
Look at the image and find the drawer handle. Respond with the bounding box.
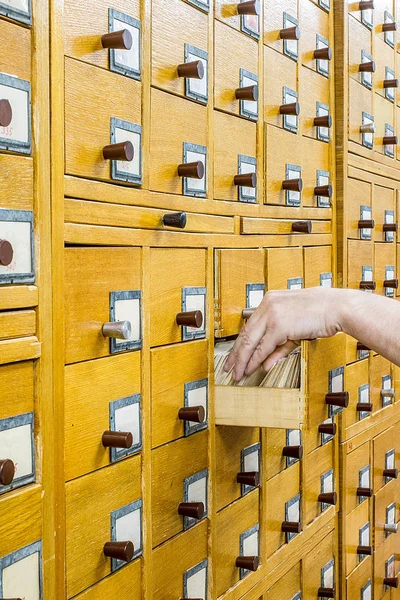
[359,281,376,290]
[177,60,204,80]
[360,122,376,134]
[325,392,349,408]
[314,184,333,198]
[384,578,399,589]
[383,278,398,289]
[101,29,133,50]
[383,223,398,232]
[162,212,187,229]
[279,26,300,40]
[102,320,132,340]
[0,459,15,486]
[356,545,372,556]
[236,471,260,487]
[178,502,204,520]
[0,99,12,128]
[384,523,398,534]
[103,540,134,562]
[103,141,134,162]
[176,310,203,329]
[237,0,259,15]
[314,47,332,61]
[102,431,133,449]
[383,468,398,479]
[178,161,204,179]
[358,0,374,9]
[0,239,14,267]
[356,487,373,497]
[178,406,206,423]
[235,556,259,571]
[359,61,375,73]
[318,422,337,436]
[381,388,395,398]
[291,221,312,234]
[279,102,300,116]
[282,445,303,460]
[281,521,301,534]
[383,78,399,88]
[357,342,370,351]
[356,402,373,412]
[242,307,255,319]
[314,115,332,129]
[282,178,303,192]
[235,85,258,102]
[318,588,335,598]
[358,219,374,229]
[318,492,337,506]
[382,22,397,32]
[234,173,257,188]
[383,136,398,146]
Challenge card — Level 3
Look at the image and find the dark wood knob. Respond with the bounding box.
[103,541,134,562]
[177,60,204,79]
[102,431,133,449]
[176,310,203,328]
[282,521,301,534]
[103,141,134,162]
[0,459,15,486]
[178,406,206,423]
[383,78,399,88]
[282,178,303,192]
[236,471,260,487]
[0,240,13,267]
[162,212,187,229]
[291,221,312,234]
[382,22,397,32]
[359,61,375,73]
[178,161,204,179]
[234,172,257,188]
[325,392,349,408]
[383,136,398,146]
[280,102,300,116]
[359,1,374,9]
[235,556,259,571]
[358,219,375,229]
[384,279,398,288]
[356,402,373,412]
[178,502,204,520]
[237,0,259,15]
[280,26,300,40]
[384,578,399,588]
[314,47,332,61]
[0,99,12,127]
[318,422,337,436]
[357,342,370,351]
[282,445,303,459]
[314,115,332,128]
[383,223,398,232]
[357,545,372,555]
[383,468,398,479]
[314,184,333,197]
[318,588,335,598]
[235,85,258,101]
[359,281,376,290]
[318,492,337,505]
[101,29,133,50]
[357,487,373,497]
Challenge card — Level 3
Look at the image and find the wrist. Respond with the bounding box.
[333,288,363,335]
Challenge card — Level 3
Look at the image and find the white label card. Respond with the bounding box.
[112,17,140,73]
[113,298,141,346]
[331,372,343,393]
[2,551,40,600]
[0,82,29,144]
[0,219,32,277]
[363,115,374,147]
[0,423,33,480]
[322,471,334,494]
[114,126,141,179]
[243,448,259,473]
[114,402,140,445]
[2,0,29,12]
[386,504,396,525]
[288,429,301,446]
[187,385,208,427]
[323,562,334,588]
[185,292,206,334]
[284,89,298,129]
[248,288,263,308]
[240,161,257,199]
[187,52,208,100]
[186,150,206,193]
[360,467,370,489]
[360,524,370,546]
[243,530,258,557]
[362,581,372,600]
[188,476,207,508]
[186,564,207,598]
[242,74,258,117]
[115,508,141,551]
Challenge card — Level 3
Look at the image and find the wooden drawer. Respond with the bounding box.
[374,483,399,548]
[70,559,141,600]
[302,136,331,207]
[152,521,208,600]
[214,111,257,202]
[349,79,374,149]
[149,248,207,347]
[216,425,260,511]
[346,556,373,600]
[303,245,333,288]
[151,340,209,448]
[214,21,259,119]
[264,46,297,130]
[264,0,298,60]
[343,440,373,516]
[374,242,396,297]
[265,247,303,290]
[65,59,142,185]
[374,535,396,600]
[374,0,395,38]
[375,36,395,100]
[151,0,208,102]
[265,562,301,599]
[347,240,374,290]
[304,442,336,525]
[264,427,302,480]
[65,353,141,481]
[66,455,142,597]
[373,425,398,493]
[300,0,331,75]
[370,354,394,415]
[375,94,395,157]
[265,126,303,206]
[215,0,261,39]
[65,247,142,364]
[349,14,373,85]
[303,531,337,598]
[152,431,208,547]
[342,360,371,434]
[215,490,260,597]
[265,463,301,558]
[344,501,372,576]
[373,185,396,243]
[215,248,265,338]
[346,178,373,240]
[149,88,207,196]
[300,65,331,141]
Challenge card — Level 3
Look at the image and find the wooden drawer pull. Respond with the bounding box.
[177,60,204,79]
[357,545,372,555]
[383,136,398,146]
[359,281,376,290]
[234,172,257,188]
[357,342,370,351]
[358,219,374,229]
[384,578,399,588]
[281,521,301,534]
[0,239,13,267]
[282,178,303,192]
[103,541,134,562]
[235,556,259,571]
[383,223,398,232]
[103,141,134,162]
[356,487,373,497]
[178,161,204,179]
[0,99,12,128]
[383,278,398,288]
[280,26,300,40]
[178,406,206,423]
[325,392,349,408]
[101,29,132,50]
[291,221,312,234]
[102,431,133,448]
[162,212,187,229]
[176,310,203,328]
[279,102,300,116]
[178,502,204,520]
[237,0,259,15]
[0,459,15,486]
[382,22,397,32]
[318,422,337,436]
[383,468,398,479]
[359,1,374,9]
[236,471,260,487]
[383,78,399,88]
[314,47,332,61]
[314,115,332,128]
[360,122,376,134]
[384,523,398,534]
[318,492,337,505]
[314,184,333,197]
[235,85,258,101]
[318,588,335,598]
[356,402,373,412]
[282,445,303,459]
[359,61,375,73]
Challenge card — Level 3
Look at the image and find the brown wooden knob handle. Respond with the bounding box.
[282,445,303,459]
[325,392,349,408]
[291,221,312,234]
[0,240,13,267]
[237,0,259,15]
[318,422,337,436]
[318,492,337,505]
[359,281,376,290]
[236,471,260,487]
[383,78,399,88]
[101,29,133,50]
[178,161,204,179]
[357,545,372,555]
[383,468,398,479]
[235,85,258,101]
[383,136,398,146]
[384,279,398,288]
[314,115,332,128]
[318,588,335,598]
[102,431,133,449]
[280,26,300,40]
[0,459,15,486]
[356,402,373,412]
[383,223,398,232]
[282,521,301,534]
[234,173,257,188]
[359,0,374,8]
[279,102,300,116]
[162,212,187,229]
[314,47,332,61]
[384,578,399,588]
[314,184,333,198]
[282,178,303,192]
[0,99,12,127]
[235,556,259,571]
[356,487,373,497]
[178,502,204,520]
[177,60,204,79]
[103,141,134,162]
[357,342,370,351]
[359,61,375,73]
[358,219,375,229]
[103,541,134,562]
[178,406,206,423]
[176,310,203,328]
[382,22,397,32]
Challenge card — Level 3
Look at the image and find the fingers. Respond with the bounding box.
[245,330,285,375]
[261,340,299,372]
[224,315,267,381]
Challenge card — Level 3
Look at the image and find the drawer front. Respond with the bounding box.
[344,441,372,517]
[65,247,142,364]
[304,442,336,525]
[266,247,303,290]
[347,240,374,290]
[375,37,395,101]
[373,425,397,493]
[370,354,394,414]
[303,245,333,288]
[71,559,141,600]
[152,521,208,600]
[374,483,399,549]
[375,93,395,157]
[66,455,142,597]
[300,66,331,141]
[265,562,301,599]
[374,242,396,297]
[149,88,207,196]
[264,427,299,480]
[302,136,331,207]
[151,340,209,448]
[65,58,142,185]
[303,531,337,597]
[349,15,373,85]
[344,500,371,576]
[374,535,396,600]
[264,46,297,130]
[65,353,142,481]
[342,359,370,433]
[373,185,396,243]
[300,0,330,74]
[215,0,261,38]
[346,178,373,240]
[264,0,298,58]
[346,556,373,600]
[0,18,31,75]
[151,431,208,547]
[265,126,303,206]
[348,78,374,149]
